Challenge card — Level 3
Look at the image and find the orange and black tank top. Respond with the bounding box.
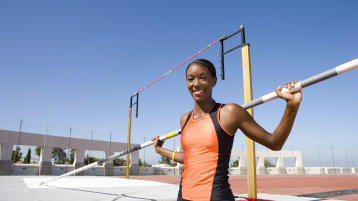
[178,103,235,201]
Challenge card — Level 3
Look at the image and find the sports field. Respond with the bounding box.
[1,175,357,201]
[129,174,358,201]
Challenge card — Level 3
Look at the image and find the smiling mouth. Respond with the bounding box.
[193,90,205,96]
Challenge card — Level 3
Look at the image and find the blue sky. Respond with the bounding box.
[1,1,357,164]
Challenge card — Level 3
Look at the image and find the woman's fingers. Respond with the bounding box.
[152,136,159,146]
[283,81,297,89]
[276,81,302,104]
[152,136,164,148]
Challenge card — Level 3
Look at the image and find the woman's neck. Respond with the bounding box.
[193,99,216,115]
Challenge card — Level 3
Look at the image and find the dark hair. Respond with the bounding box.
[186,59,217,78]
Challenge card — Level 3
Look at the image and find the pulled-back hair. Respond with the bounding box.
[186,59,217,78]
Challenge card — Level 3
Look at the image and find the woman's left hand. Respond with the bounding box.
[275,81,302,106]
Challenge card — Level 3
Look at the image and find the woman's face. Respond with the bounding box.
[186,63,217,103]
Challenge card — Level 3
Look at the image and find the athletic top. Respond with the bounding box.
[179,103,235,201]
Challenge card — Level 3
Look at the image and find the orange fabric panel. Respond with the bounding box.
[181,113,219,200]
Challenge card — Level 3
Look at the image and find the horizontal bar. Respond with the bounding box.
[222,29,242,41]
[222,44,244,55]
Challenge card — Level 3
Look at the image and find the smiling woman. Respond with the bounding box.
[186,59,217,105]
[152,59,302,201]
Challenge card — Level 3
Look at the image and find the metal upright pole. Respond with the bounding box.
[11,119,23,175]
[291,145,296,174]
[174,139,176,176]
[66,127,72,173]
[44,124,49,154]
[87,130,93,175]
[344,146,349,168]
[109,132,112,155]
[241,25,257,198]
[89,130,93,165]
[220,39,225,80]
[126,97,133,179]
[39,123,49,175]
[317,145,322,174]
[304,145,307,167]
[331,145,336,174]
[144,137,146,166]
[219,25,258,197]
[107,132,112,176]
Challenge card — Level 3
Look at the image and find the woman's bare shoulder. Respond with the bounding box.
[180,111,191,128]
[221,103,246,114]
[220,103,250,125]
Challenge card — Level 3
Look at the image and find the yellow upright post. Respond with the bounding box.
[241,40,257,198]
[126,106,133,179]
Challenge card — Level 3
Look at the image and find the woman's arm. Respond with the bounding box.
[151,112,190,164]
[221,81,302,150]
[152,136,184,163]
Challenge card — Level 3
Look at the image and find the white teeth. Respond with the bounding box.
[193,90,204,95]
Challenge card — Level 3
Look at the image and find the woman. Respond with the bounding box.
[152,59,302,201]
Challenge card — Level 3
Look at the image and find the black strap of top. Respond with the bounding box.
[209,103,221,115]
[181,110,192,131]
[182,103,223,131]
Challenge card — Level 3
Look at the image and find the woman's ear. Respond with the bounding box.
[213,77,217,87]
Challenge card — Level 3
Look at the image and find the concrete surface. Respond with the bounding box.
[0,176,346,201]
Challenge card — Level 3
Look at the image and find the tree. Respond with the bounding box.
[35,146,42,157]
[231,160,239,167]
[84,154,100,165]
[52,148,67,164]
[113,158,126,166]
[67,149,75,165]
[159,156,172,165]
[264,159,276,168]
[139,159,151,167]
[11,146,22,163]
[23,148,31,164]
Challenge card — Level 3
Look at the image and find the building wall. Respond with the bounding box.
[2,131,357,176]
[0,129,139,175]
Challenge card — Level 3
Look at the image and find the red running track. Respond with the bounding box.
[124,175,358,201]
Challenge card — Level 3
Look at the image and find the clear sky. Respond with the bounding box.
[1,1,357,165]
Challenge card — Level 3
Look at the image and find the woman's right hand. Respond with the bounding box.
[151,136,184,163]
[152,136,164,153]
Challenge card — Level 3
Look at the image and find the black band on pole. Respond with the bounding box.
[129,93,140,118]
[129,96,132,107]
[220,39,225,80]
[241,26,246,45]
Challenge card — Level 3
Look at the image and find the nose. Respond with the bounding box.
[192,78,200,87]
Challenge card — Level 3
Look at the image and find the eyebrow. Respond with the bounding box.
[187,72,208,76]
